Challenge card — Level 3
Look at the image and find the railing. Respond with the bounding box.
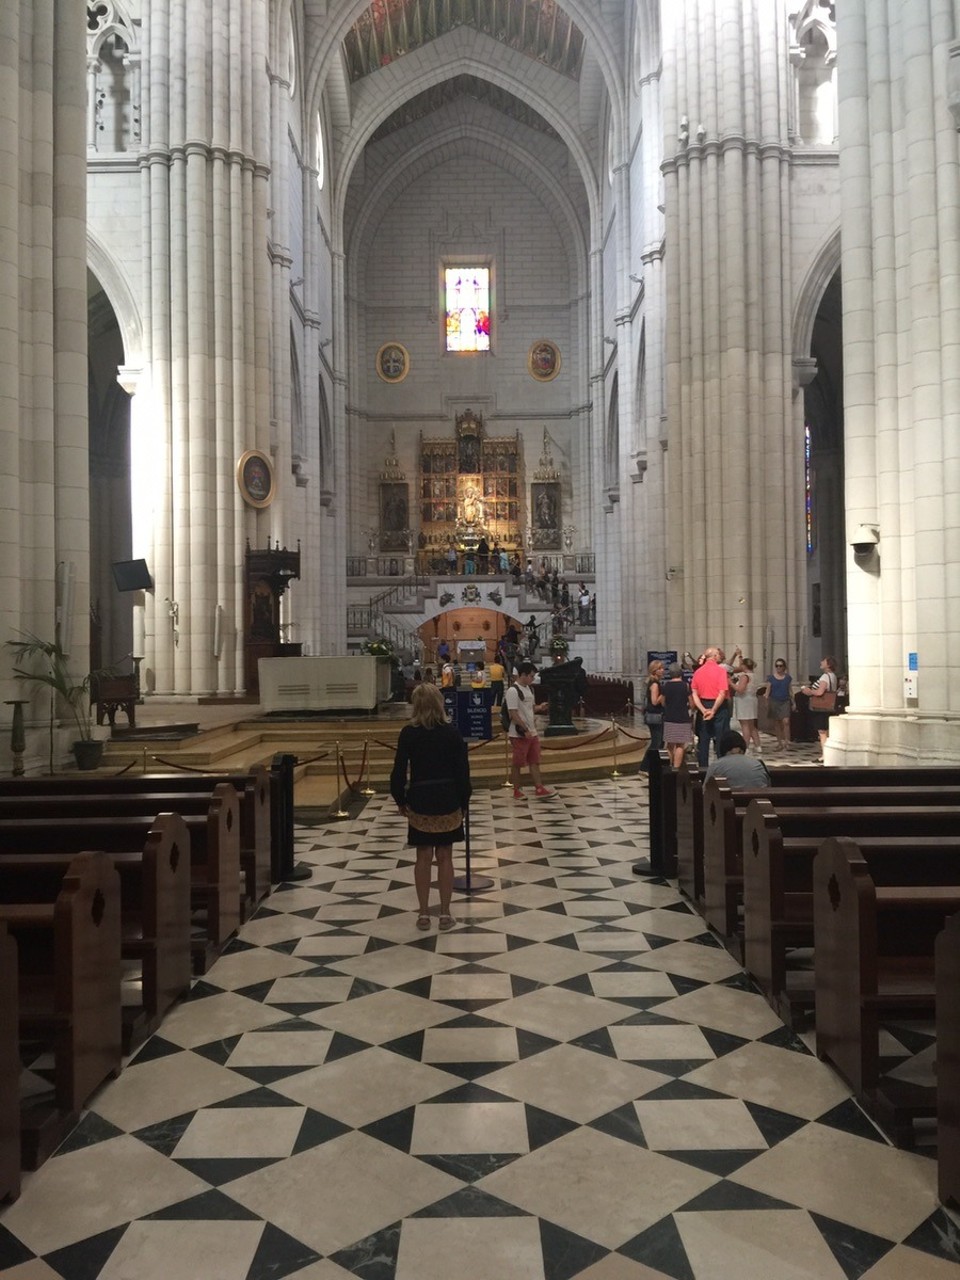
[349,553,596,580]
[370,575,426,612]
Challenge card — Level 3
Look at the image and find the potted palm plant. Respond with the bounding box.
[6,631,105,771]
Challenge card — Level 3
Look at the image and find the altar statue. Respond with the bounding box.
[461,485,484,525]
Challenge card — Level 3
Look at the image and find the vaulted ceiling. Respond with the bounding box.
[342,0,586,83]
[368,73,563,142]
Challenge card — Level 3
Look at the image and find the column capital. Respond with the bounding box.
[116,365,143,396]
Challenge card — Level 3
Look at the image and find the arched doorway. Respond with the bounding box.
[87,268,134,672]
[804,268,846,678]
[417,607,524,672]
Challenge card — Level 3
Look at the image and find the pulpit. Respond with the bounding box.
[244,542,302,696]
[537,657,589,736]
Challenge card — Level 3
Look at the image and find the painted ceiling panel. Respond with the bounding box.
[343,0,585,83]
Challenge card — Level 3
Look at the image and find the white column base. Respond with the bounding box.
[825,711,960,766]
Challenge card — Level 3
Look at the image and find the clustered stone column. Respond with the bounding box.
[138,0,272,694]
[661,0,805,660]
[832,0,960,762]
[0,1,89,765]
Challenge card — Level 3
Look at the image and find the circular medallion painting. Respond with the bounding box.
[237,449,275,509]
[376,342,410,384]
[527,339,561,382]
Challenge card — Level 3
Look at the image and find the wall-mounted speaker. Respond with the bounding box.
[111,559,153,592]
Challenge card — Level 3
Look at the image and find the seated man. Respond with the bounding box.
[704,731,771,787]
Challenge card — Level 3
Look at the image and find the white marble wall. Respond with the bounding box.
[830,0,960,763]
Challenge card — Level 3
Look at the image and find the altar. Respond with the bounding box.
[456,639,486,661]
[259,655,392,713]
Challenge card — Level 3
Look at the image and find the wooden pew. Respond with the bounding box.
[0,852,122,1168]
[705,780,960,942]
[813,835,960,1110]
[0,784,239,970]
[674,763,960,911]
[0,813,191,1050]
[742,797,960,1018]
[0,765,271,906]
[936,911,960,1206]
[0,922,19,1201]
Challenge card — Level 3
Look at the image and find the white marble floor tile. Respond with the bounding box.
[634,1098,767,1150]
[0,1137,210,1253]
[731,1121,940,1239]
[684,1041,852,1120]
[675,1209,847,1280]
[395,1216,544,1280]
[173,1105,307,1157]
[482,1043,667,1122]
[409,1101,529,1154]
[90,1051,253,1130]
[98,1221,267,1280]
[269,1047,462,1127]
[226,1131,463,1257]
[477,1126,717,1249]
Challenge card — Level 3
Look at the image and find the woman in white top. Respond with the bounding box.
[799,656,839,760]
[730,657,762,753]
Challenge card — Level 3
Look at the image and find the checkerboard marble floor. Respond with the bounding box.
[2,778,959,1279]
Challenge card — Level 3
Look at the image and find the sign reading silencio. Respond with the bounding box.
[442,688,493,741]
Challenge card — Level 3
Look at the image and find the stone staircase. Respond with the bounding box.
[98,709,646,808]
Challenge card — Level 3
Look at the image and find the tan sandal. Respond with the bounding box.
[416,914,431,931]
[438,914,456,931]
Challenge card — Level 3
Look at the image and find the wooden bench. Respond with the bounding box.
[704,780,960,943]
[0,812,192,1051]
[741,798,960,1019]
[0,852,122,1168]
[0,784,240,971]
[813,835,960,1108]
[0,922,19,1201]
[936,911,960,1206]
[674,764,960,913]
[0,765,272,906]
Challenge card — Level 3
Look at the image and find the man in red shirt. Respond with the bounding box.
[690,646,731,766]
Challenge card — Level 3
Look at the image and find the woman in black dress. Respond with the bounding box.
[390,683,471,931]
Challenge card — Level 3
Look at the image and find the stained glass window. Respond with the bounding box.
[445,268,490,352]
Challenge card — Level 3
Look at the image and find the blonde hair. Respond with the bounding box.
[410,682,448,729]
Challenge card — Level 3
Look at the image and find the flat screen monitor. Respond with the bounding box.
[111,558,153,592]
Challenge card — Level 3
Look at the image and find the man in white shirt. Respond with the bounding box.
[504,662,555,799]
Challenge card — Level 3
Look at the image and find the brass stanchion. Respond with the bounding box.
[332,740,349,818]
[610,718,621,778]
[360,736,375,796]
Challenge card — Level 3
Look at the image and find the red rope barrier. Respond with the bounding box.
[150,755,220,774]
[616,724,650,742]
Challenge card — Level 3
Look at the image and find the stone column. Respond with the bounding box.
[320,246,348,655]
[662,0,803,666]
[0,1,88,762]
[831,0,960,763]
[139,0,272,695]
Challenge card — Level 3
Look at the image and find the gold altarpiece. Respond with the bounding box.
[417,410,525,564]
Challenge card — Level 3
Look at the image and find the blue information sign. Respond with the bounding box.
[443,689,492,741]
[908,652,918,671]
